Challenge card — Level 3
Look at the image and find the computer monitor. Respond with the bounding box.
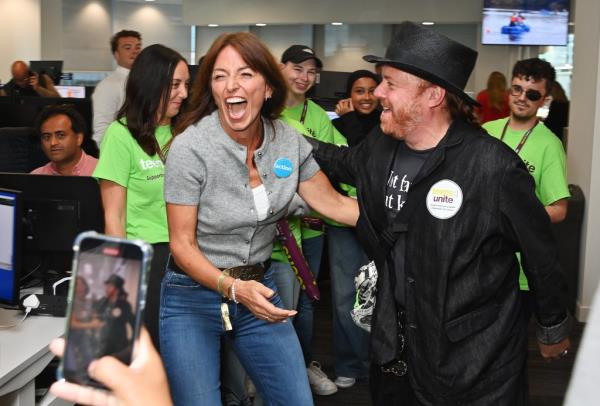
[55,85,86,99]
[29,60,64,85]
[0,188,23,307]
[0,174,104,281]
[312,71,351,100]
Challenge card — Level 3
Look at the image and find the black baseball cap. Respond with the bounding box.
[281,45,323,69]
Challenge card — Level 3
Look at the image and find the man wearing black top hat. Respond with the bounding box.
[94,274,135,363]
[308,21,571,405]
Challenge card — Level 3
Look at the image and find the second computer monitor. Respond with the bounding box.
[0,188,23,307]
[0,173,104,275]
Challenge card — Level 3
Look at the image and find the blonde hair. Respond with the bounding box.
[486,71,507,111]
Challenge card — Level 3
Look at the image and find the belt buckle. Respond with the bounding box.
[223,264,264,281]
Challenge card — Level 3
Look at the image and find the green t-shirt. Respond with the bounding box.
[483,117,570,289]
[93,120,172,243]
[281,99,353,238]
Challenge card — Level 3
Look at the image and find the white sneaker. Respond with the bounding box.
[334,376,356,388]
[307,361,338,396]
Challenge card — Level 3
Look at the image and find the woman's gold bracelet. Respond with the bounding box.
[217,273,228,298]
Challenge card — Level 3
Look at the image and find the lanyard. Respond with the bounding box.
[500,119,538,155]
[299,99,308,125]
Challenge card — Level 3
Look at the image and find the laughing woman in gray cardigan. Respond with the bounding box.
[160,32,359,406]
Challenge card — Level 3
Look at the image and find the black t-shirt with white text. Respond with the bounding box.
[385,142,434,308]
[385,143,433,220]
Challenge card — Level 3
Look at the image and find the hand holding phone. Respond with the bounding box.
[50,328,173,406]
[59,232,152,388]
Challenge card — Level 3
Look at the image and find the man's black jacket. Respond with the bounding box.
[309,118,571,403]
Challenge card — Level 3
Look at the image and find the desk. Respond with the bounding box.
[0,309,67,406]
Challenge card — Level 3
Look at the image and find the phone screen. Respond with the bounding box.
[61,235,148,387]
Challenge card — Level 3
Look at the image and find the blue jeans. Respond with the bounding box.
[160,266,312,406]
[223,261,299,406]
[295,234,324,366]
[327,226,370,378]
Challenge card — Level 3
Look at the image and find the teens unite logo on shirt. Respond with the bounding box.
[139,159,164,170]
[385,170,411,212]
[523,159,536,174]
[139,159,165,181]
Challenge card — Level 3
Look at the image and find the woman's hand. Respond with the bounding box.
[233,280,296,323]
[335,98,354,116]
[167,204,296,323]
[49,328,172,406]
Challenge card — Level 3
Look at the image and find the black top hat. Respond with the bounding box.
[364,21,478,105]
[281,45,323,69]
[104,274,125,290]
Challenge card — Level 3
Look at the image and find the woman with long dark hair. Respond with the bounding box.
[160,32,358,405]
[93,44,190,350]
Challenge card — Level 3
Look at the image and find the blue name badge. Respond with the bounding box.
[273,157,293,178]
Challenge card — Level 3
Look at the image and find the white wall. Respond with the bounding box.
[61,0,113,71]
[182,0,482,25]
[0,0,41,83]
[41,0,63,61]
[195,25,250,59]
[41,0,191,72]
[113,1,191,64]
[568,0,600,321]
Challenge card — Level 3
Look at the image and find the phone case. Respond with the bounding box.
[57,231,153,388]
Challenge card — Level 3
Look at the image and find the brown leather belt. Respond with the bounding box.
[168,256,270,281]
[222,262,270,281]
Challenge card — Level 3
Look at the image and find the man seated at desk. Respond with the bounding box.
[31,105,98,176]
[0,60,60,98]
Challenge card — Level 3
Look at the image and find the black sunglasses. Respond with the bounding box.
[510,84,544,102]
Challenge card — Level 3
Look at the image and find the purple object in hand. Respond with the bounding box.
[275,219,320,301]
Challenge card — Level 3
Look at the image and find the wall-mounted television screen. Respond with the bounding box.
[482,0,570,46]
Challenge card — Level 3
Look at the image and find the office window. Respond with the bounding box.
[539,33,574,98]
